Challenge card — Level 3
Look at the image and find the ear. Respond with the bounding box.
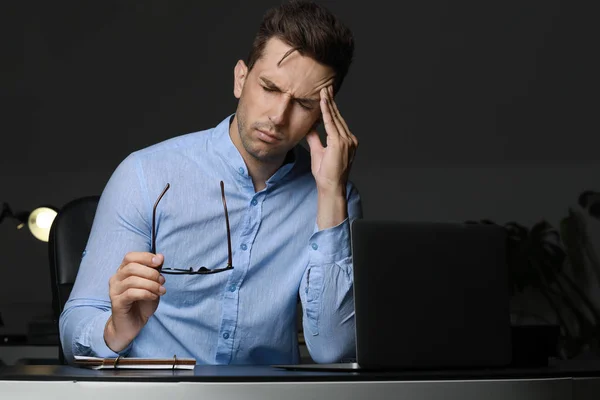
[233,60,248,99]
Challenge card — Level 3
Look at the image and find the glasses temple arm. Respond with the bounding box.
[152,183,170,254]
[220,181,233,268]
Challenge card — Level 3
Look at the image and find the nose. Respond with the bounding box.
[268,95,292,126]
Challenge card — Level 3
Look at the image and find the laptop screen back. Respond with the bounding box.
[351,220,512,370]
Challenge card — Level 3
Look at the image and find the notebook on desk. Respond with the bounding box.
[276,220,512,371]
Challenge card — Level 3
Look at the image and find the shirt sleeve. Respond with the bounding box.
[299,182,362,363]
[59,153,150,363]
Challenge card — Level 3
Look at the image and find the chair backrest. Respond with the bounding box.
[48,195,100,363]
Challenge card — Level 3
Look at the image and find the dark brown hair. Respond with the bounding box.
[246,0,354,94]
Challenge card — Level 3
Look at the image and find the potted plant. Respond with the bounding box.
[472,191,600,360]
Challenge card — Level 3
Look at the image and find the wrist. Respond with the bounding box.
[316,180,346,199]
[104,315,131,353]
[316,192,348,230]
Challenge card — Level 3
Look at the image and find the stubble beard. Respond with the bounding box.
[235,103,284,164]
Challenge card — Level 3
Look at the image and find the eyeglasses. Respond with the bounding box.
[151,181,233,275]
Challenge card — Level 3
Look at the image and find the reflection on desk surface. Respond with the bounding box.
[0,345,59,366]
[0,360,600,382]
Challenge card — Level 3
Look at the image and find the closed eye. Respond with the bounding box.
[262,84,314,110]
[296,100,313,110]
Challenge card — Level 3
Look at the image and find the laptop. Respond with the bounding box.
[276,220,512,371]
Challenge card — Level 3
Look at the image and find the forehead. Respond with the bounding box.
[253,38,334,93]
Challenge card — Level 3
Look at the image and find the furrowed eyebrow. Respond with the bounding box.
[260,77,320,105]
[260,78,280,90]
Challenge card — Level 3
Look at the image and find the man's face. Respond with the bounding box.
[232,37,335,164]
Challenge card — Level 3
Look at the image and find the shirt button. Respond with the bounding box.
[311,243,318,250]
[238,167,244,175]
[223,332,230,339]
[251,199,258,206]
[229,284,236,292]
[241,243,247,251]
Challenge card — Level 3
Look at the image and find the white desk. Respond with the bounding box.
[0,378,586,400]
[0,364,599,400]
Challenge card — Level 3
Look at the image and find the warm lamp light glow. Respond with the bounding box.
[1,202,59,242]
[36,211,54,229]
[28,207,58,242]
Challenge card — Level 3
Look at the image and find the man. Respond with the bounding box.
[60,0,361,365]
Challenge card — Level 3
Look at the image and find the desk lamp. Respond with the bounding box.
[0,202,58,242]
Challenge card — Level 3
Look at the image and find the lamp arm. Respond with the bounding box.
[0,202,13,224]
[0,202,28,229]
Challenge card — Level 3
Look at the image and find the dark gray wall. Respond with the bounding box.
[1,0,599,333]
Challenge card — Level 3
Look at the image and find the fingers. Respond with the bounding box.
[111,252,167,303]
[119,252,164,271]
[320,86,358,162]
[113,274,165,297]
[110,276,165,305]
[327,87,358,150]
[320,88,344,141]
[116,262,163,284]
[326,86,351,136]
[114,287,160,302]
[319,89,337,138]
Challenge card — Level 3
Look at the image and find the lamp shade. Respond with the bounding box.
[27,206,58,242]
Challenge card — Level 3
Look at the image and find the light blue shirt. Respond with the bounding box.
[60,114,362,365]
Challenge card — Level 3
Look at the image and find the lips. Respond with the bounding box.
[256,129,282,143]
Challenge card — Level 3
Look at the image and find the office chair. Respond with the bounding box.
[48,195,100,364]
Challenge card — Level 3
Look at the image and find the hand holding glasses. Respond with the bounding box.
[152,181,234,275]
[104,180,234,353]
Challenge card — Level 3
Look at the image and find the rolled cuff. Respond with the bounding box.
[307,218,351,266]
[81,312,132,358]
